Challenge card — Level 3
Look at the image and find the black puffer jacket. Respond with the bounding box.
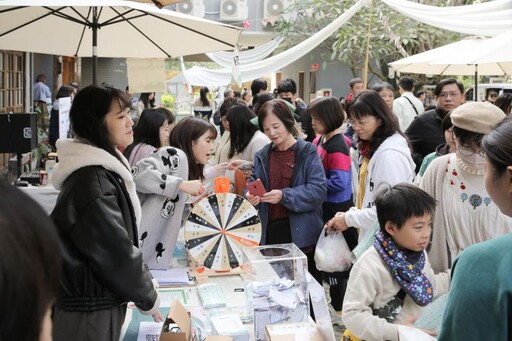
[50,139,159,313]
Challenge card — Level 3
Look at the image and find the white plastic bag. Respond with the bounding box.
[314,228,352,273]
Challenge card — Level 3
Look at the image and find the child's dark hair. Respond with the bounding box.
[375,183,436,231]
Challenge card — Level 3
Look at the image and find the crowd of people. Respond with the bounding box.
[5,74,512,341]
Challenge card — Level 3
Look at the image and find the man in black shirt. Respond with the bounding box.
[405,78,464,172]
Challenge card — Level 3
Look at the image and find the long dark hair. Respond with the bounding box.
[169,117,217,181]
[0,181,61,341]
[348,90,401,158]
[70,85,131,166]
[482,115,512,180]
[227,105,258,158]
[123,108,174,158]
[199,87,210,107]
[139,92,156,109]
[252,93,276,116]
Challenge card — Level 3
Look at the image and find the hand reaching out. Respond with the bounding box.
[179,180,205,196]
[325,212,349,232]
[152,311,164,323]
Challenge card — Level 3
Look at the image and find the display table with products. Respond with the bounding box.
[121,247,336,341]
[121,274,252,341]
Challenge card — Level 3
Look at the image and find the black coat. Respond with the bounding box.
[51,165,158,312]
[405,108,447,172]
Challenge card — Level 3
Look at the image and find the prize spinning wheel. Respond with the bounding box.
[184,193,261,271]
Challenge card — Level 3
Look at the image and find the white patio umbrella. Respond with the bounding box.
[0,0,241,84]
[129,0,183,8]
[389,36,512,100]
[472,30,512,75]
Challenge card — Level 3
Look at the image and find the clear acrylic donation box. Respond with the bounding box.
[242,243,309,341]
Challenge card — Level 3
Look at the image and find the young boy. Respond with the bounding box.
[342,183,450,341]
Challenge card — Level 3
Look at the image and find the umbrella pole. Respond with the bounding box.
[474,64,478,102]
[92,7,98,86]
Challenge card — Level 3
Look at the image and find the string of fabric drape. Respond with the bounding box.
[205,37,284,68]
[381,0,512,37]
[167,0,363,86]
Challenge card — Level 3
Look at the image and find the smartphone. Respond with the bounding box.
[246,179,267,197]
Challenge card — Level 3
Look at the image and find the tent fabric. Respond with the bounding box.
[381,0,512,37]
[168,0,512,86]
[205,37,284,68]
[168,0,363,86]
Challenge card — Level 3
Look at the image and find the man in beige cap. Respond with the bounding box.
[419,101,510,273]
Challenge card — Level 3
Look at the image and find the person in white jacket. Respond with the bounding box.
[342,184,450,341]
[393,76,425,131]
[326,91,415,242]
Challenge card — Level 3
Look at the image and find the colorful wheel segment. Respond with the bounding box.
[184,193,261,270]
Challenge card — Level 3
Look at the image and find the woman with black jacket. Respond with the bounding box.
[50,85,161,341]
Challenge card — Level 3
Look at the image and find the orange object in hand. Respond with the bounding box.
[214,176,230,193]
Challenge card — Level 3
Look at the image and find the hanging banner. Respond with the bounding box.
[58,96,72,140]
[127,58,166,93]
[231,45,242,85]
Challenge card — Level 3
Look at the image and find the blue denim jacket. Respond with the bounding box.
[249,139,327,248]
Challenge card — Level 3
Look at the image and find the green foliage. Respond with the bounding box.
[160,93,175,110]
[274,0,471,80]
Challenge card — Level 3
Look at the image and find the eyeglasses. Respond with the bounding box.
[438,92,461,99]
[458,146,484,157]
[348,117,374,127]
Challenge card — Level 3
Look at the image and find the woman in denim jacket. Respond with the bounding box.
[246,99,326,281]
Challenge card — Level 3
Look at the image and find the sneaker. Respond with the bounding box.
[329,305,344,326]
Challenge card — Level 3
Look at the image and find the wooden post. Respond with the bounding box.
[362,4,373,88]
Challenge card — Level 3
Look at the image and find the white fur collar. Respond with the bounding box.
[53,139,142,226]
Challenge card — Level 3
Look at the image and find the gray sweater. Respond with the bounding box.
[132,147,188,269]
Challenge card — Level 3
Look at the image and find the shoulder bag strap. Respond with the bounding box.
[403,95,420,116]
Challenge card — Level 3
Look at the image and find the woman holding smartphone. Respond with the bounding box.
[246,99,327,281]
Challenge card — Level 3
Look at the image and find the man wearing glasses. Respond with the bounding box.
[405,78,465,172]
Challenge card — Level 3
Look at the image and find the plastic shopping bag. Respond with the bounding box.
[314,228,352,273]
